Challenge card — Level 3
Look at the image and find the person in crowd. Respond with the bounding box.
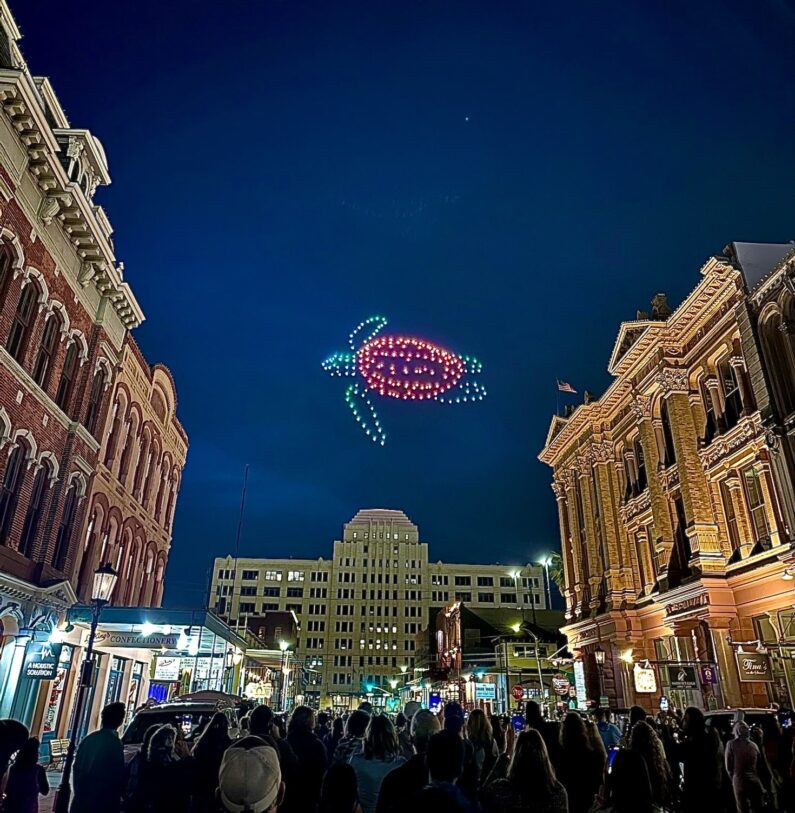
[557,711,605,813]
[123,723,159,813]
[286,705,328,812]
[673,706,728,813]
[320,762,362,813]
[249,703,300,808]
[376,709,440,813]
[359,702,373,715]
[0,719,29,783]
[317,711,332,742]
[141,724,194,813]
[412,730,474,812]
[350,714,405,813]
[591,748,657,813]
[442,702,478,800]
[397,702,420,760]
[585,718,609,767]
[218,736,284,813]
[725,721,765,813]
[465,708,498,787]
[629,720,674,811]
[481,728,568,813]
[595,708,622,750]
[3,736,48,813]
[750,724,779,809]
[325,717,345,761]
[191,711,231,812]
[334,710,370,764]
[72,701,126,813]
[525,701,563,773]
[490,715,506,755]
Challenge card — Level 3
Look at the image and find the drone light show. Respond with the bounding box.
[322,316,486,445]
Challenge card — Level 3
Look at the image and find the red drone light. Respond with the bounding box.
[357,336,465,401]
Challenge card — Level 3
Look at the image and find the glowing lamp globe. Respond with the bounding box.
[92,563,118,604]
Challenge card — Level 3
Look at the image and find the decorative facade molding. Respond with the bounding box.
[657,366,689,395]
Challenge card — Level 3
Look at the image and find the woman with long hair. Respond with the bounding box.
[191,711,231,812]
[466,708,499,786]
[558,712,605,813]
[630,720,674,810]
[320,762,363,813]
[481,729,567,813]
[592,749,656,813]
[349,715,405,813]
[3,737,48,813]
[124,723,160,813]
[141,724,194,813]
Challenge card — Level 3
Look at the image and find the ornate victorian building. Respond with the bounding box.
[539,244,795,712]
[74,337,187,606]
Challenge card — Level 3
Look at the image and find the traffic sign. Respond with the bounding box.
[511,684,524,701]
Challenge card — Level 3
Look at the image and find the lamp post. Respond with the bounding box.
[279,640,290,710]
[538,556,553,608]
[54,563,118,813]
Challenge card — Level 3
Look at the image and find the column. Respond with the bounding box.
[704,377,724,434]
[552,481,575,618]
[576,460,603,611]
[755,459,783,547]
[634,397,675,568]
[563,472,585,616]
[659,368,723,571]
[710,621,743,708]
[729,355,755,415]
[592,442,625,599]
[635,528,656,596]
[724,475,754,557]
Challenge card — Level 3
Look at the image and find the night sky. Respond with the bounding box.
[15,1,795,607]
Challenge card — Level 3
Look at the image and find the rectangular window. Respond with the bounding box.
[499,577,513,588]
[262,602,278,611]
[720,481,741,551]
[477,592,494,603]
[743,467,770,543]
[286,587,303,598]
[454,575,471,586]
[500,592,517,604]
[240,586,257,596]
[286,603,302,613]
[239,602,255,613]
[262,587,280,597]
[476,576,494,587]
[265,570,282,581]
[241,570,258,580]
[288,571,305,582]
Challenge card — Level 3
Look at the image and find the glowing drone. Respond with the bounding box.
[322,316,486,445]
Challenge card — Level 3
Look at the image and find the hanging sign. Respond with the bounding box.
[573,661,587,707]
[736,652,774,682]
[633,663,657,693]
[666,665,698,690]
[552,673,571,696]
[153,656,181,681]
[23,641,63,680]
[475,683,496,699]
[699,664,718,685]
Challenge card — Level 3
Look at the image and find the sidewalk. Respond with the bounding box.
[41,770,62,813]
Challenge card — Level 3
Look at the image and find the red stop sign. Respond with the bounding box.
[511,685,524,701]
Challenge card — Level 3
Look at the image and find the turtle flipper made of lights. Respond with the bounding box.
[323,316,486,444]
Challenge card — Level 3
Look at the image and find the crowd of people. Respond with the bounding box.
[2,698,795,813]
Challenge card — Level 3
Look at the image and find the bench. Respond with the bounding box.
[47,738,69,770]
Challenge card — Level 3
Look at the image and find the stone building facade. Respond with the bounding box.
[210,508,546,708]
[539,244,795,712]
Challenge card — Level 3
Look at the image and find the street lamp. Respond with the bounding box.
[279,640,290,710]
[54,563,117,813]
[594,645,606,703]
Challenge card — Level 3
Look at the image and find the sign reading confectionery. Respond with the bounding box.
[736,652,774,682]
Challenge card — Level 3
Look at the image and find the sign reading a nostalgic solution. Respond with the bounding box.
[633,663,657,694]
[666,665,698,690]
[736,652,774,682]
[23,641,62,680]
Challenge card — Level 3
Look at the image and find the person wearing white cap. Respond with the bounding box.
[218,736,284,813]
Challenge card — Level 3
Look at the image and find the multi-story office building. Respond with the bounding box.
[210,508,546,707]
[539,243,795,712]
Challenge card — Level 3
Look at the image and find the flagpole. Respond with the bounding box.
[556,381,560,417]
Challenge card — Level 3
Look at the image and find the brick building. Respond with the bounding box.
[539,244,795,712]
[0,0,187,734]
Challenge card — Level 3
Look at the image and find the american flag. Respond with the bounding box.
[557,379,577,394]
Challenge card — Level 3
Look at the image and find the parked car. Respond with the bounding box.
[704,707,780,743]
[121,699,240,761]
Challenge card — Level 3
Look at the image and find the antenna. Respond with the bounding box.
[232,464,249,633]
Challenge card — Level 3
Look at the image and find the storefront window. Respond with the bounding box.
[105,656,126,706]
[126,662,144,725]
[42,645,73,737]
[754,613,795,708]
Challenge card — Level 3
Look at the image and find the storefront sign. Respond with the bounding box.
[552,673,571,696]
[96,631,181,649]
[475,683,496,699]
[699,664,717,685]
[23,641,63,680]
[153,656,182,681]
[665,594,707,617]
[633,663,657,694]
[736,652,774,682]
[573,661,587,707]
[666,665,698,690]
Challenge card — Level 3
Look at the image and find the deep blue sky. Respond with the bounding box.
[16,1,795,607]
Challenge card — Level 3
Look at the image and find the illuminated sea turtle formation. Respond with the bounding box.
[322,316,486,445]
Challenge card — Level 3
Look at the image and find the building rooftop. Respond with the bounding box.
[345,508,417,528]
[728,241,794,290]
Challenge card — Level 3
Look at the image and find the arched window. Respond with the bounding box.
[634,438,647,491]
[52,481,79,570]
[661,400,677,466]
[18,460,51,556]
[55,343,79,413]
[32,314,61,387]
[104,400,123,465]
[0,445,25,545]
[118,413,139,483]
[0,249,13,310]
[718,359,742,429]
[84,370,105,436]
[6,283,39,362]
[760,311,795,418]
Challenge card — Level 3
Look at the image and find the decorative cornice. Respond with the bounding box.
[700,413,763,470]
[630,395,652,420]
[657,366,689,395]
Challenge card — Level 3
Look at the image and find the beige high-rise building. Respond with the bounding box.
[210,508,546,707]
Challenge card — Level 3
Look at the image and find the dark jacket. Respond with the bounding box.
[72,728,125,813]
[286,728,328,812]
[4,761,48,813]
[191,734,230,812]
[376,753,428,813]
[141,756,194,813]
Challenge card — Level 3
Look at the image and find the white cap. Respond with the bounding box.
[219,741,281,813]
